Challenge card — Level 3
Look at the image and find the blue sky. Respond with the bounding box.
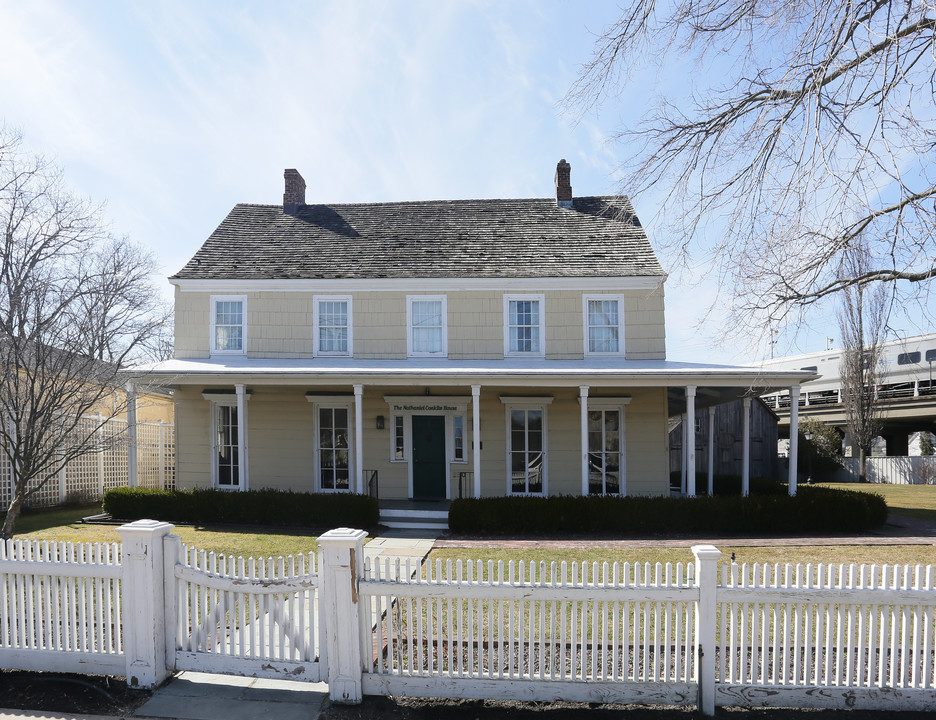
[0,0,910,364]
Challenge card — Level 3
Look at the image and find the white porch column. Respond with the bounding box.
[681,412,688,494]
[707,408,715,497]
[471,384,481,499]
[236,383,248,491]
[788,385,800,497]
[741,396,751,497]
[127,382,138,488]
[579,386,589,496]
[353,384,364,494]
[686,386,697,497]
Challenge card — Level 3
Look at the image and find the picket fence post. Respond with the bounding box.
[692,544,722,716]
[318,527,368,704]
[118,519,175,689]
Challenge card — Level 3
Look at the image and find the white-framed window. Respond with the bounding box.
[317,406,351,491]
[583,397,629,496]
[504,294,545,357]
[407,295,447,357]
[213,404,240,489]
[205,392,250,491]
[583,295,624,355]
[588,409,622,495]
[210,295,246,354]
[313,295,352,357]
[391,415,406,462]
[453,415,465,462]
[501,397,552,495]
[307,398,355,492]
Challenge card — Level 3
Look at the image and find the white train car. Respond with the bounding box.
[757,332,936,407]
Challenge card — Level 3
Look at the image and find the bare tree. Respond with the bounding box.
[0,129,169,538]
[838,249,888,482]
[567,1,936,338]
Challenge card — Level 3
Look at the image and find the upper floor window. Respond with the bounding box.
[313,296,352,357]
[407,295,447,357]
[584,295,624,355]
[210,295,246,354]
[504,294,545,357]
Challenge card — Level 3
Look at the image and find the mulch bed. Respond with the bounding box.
[320,695,936,720]
[0,669,153,715]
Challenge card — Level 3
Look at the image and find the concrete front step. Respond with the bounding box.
[381,519,449,530]
[380,507,449,530]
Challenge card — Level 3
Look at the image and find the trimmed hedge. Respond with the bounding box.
[103,487,380,528]
[448,486,887,536]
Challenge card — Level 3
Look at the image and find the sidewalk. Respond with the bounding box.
[0,672,329,720]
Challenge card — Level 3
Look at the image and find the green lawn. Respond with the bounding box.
[6,504,320,558]
[819,481,936,524]
[10,481,936,568]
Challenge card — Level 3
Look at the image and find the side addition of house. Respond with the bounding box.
[144,160,813,514]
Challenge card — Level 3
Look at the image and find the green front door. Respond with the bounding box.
[412,415,446,499]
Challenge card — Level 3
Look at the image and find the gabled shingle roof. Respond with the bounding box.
[172,196,664,280]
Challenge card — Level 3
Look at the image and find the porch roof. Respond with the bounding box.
[132,356,816,410]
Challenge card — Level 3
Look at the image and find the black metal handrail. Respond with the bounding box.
[364,469,378,498]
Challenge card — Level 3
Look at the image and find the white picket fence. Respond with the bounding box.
[0,417,175,508]
[837,456,936,485]
[358,549,936,712]
[0,538,124,675]
[2,525,936,714]
[717,561,936,709]
[360,556,698,706]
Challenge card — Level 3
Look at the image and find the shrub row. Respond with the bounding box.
[448,486,887,536]
[103,487,380,528]
[668,472,786,496]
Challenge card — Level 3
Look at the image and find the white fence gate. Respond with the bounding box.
[167,538,324,682]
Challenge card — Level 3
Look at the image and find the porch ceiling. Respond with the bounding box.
[666,385,771,415]
[131,356,816,396]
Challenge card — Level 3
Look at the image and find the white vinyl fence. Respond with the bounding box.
[0,418,175,508]
[2,525,936,715]
[837,456,936,485]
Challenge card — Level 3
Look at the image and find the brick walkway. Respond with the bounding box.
[433,512,936,549]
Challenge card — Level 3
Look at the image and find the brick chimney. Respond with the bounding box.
[555,158,572,208]
[283,168,306,214]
